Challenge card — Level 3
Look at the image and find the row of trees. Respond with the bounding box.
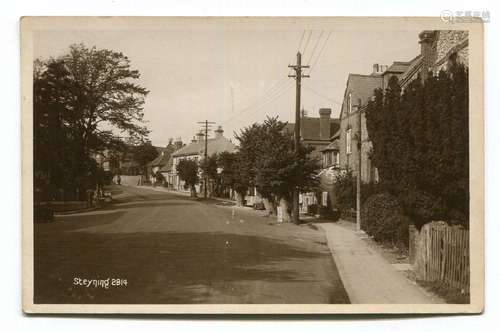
[365,64,469,227]
[34,44,150,200]
[176,117,321,222]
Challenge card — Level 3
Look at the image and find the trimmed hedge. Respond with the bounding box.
[361,193,410,248]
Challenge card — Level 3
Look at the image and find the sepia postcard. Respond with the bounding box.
[21,16,484,314]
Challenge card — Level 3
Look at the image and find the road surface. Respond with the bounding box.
[34,185,349,304]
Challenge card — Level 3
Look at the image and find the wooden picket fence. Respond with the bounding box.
[414,221,470,292]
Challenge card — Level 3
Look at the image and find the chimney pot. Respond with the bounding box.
[319,108,332,140]
[214,126,224,138]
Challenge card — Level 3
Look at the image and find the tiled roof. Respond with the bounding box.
[399,55,423,87]
[159,157,174,172]
[148,145,176,167]
[331,129,341,139]
[285,117,340,142]
[340,74,383,119]
[171,136,237,158]
[385,61,412,73]
[321,139,339,152]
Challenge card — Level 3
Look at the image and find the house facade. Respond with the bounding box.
[168,126,237,193]
[147,138,183,184]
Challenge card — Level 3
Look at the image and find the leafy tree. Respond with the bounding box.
[365,64,469,227]
[200,153,218,181]
[34,43,149,198]
[237,117,321,221]
[199,153,219,197]
[132,141,159,174]
[217,151,248,205]
[177,159,199,197]
[332,169,356,212]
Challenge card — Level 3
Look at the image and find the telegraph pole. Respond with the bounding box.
[288,52,309,224]
[356,99,362,232]
[197,120,215,198]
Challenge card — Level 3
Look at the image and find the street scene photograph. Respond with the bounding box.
[23,17,482,312]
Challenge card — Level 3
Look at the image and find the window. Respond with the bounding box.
[348,92,352,114]
[346,129,352,154]
[334,152,340,166]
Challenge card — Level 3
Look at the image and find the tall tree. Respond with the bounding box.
[34,43,149,198]
[217,151,248,205]
[365,64,469,226]
[237,117,321,221]
[199,153,219,196]
[177,159,199,197]
[132,141,159,174]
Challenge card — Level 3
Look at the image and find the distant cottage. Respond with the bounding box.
[167,126,237,193]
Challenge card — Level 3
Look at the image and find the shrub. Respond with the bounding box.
[361,182,383,204]
[332,170,356,212]
[361,193,410,248]
[307,203,318,215]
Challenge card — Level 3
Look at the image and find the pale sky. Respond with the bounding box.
[33,19,420,147]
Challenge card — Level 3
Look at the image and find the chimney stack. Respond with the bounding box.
[214,126,224,138]
[196,131,205,143]
[372,63,388,75]
[319,108,332,140]
[419,30,436,81]
[174,137,183,150]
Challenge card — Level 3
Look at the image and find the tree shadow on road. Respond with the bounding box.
[34,229,349,304]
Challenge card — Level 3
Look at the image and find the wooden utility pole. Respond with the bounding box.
[197,120,215,198]
[288,52,309,224]
[356,99,362,231]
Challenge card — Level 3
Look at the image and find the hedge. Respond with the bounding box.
[361,192,410,248]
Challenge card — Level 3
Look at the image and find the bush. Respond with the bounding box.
[102,171,114,186]
[332,170,356,212]
[340,209,356,222]
[307,203,318,215]
[361,193,410,248]
[361,182,383,204]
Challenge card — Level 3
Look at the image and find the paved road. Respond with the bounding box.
[34,185,349,304]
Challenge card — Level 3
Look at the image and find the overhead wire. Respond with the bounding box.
[307,30,324,66]
[309,31,332,74]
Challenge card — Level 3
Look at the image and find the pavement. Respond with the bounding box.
[34,185,349,304]
[318,222,444,304]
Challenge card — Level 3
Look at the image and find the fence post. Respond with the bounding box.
[409,224,416,265]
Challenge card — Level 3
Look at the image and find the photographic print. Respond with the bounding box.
[21,17,484,314]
